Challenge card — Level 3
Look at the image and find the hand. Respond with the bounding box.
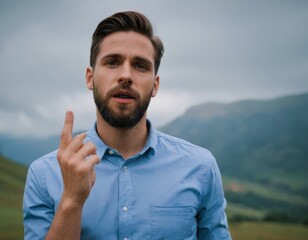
[57,111,100,206]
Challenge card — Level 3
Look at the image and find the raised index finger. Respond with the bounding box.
[59,111,74,150]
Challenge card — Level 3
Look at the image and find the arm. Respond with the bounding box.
[23,111,99,239]
[46,111,99,239]
[23,162,55,239]
[197,155,231,240]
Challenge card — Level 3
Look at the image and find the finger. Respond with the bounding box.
[78,142,97,159]
[84,154,100,167]
[59,111,74,150]
[90,169,96,187]
[64,133,87,153]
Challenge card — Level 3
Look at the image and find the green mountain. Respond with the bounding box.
[160,92,308,222]
[0,155,27,239]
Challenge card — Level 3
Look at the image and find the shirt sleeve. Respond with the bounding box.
[197,154,232,240]
[23,161,54,239]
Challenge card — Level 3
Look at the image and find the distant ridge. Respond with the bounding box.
[160,92,308,181]
[0,134,60,166]
[185,92,308,120]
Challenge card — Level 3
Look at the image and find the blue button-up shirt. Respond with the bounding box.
[23,121,231,239]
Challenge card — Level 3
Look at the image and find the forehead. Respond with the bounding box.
[98,31,155,63]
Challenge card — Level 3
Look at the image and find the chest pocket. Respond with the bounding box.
[150,206,196,240]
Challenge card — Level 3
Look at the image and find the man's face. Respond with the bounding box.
[86,31,159,128]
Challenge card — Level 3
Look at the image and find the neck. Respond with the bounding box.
[96,113,149,159]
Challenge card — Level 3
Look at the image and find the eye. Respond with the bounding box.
[135,62,149,72]
[105,59,119,67]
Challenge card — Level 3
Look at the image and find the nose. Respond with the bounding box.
[117,62,133,86]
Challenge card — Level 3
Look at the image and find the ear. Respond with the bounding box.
[86,66,94,90]
[152,75,160,97]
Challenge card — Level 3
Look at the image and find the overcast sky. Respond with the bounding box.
[1,0,308,138]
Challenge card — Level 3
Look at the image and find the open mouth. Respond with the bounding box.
[113,90,136,99]
[111,90,137,104]
[114,94,134,99]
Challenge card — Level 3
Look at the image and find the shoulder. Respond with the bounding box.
[25,150,61,202]
[154,129,216,164]
[29,149,60,174]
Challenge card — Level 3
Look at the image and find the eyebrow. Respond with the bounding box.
[100,54,122,63]
[134,56,153,68]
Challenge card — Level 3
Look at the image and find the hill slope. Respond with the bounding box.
[0,155,27,239]
[161,93,308,185]
[160,93,308,222]
[0,135,60,166]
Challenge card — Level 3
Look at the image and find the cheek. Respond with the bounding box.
[93,73,109,88]
[141,83,156,99]
[93,81,107,97]
[97,86,109,99]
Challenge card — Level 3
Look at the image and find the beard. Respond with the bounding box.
[93,82,153,128]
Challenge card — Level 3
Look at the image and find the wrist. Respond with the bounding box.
[59,195,84,213]
[46,194,83,240]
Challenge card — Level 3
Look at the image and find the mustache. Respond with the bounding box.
[106,84,140,100]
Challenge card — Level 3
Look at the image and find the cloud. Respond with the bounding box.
[148,90,204,128]
[1,1,308,137]
[0,92,95,138]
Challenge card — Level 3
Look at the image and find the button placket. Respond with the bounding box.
[119,164,133,239]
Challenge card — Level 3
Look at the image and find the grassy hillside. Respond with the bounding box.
[229,222,308,240]
[0,134,60,166]
[1,155,308,239]
[161,93,308,223]
[161,93,308,181]
[224,176,308,223]
[0,155,27,240]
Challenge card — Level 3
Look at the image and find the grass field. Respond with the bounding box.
[1,156,308,239]
[0,206,24,240]
[0,156,27,240]
[223,176,308,206]
[229,222,308,240]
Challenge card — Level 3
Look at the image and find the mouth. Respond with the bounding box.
[113,90,135,99]
[112,90,136,103]
[114,94,134,99]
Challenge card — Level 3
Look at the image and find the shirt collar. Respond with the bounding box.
[86,120,158,159]
[85,123,109,160]
[140,120,157,156]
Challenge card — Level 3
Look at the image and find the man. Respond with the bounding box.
[23,11,231,239]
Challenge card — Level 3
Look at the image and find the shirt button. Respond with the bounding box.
[122,206,128,212]
[109,149,114,154]
[123,238,128,240]
[123,166,127,172]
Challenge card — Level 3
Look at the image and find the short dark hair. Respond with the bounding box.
[90,11,164,74]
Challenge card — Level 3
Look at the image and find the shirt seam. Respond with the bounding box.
[155,130,209,152]
[31,158,54,206]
